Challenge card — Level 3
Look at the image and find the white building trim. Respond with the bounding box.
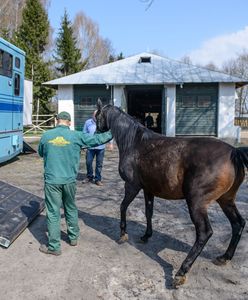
[218,83,239,141]
[113,85,125,108]
[165,85,176,137]
[58,85,74,130]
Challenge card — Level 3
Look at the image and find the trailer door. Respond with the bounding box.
[0,49,13,132]
[12,70,23,131]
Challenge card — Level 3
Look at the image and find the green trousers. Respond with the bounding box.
[44,182,80,251]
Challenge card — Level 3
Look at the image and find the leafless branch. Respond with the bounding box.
[139,0,155,11]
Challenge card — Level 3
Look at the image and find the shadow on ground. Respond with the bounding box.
[79,210,194,288]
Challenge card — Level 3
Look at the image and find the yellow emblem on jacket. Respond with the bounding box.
[48,136,70,146]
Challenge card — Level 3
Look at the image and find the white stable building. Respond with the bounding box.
[44,52,248,142]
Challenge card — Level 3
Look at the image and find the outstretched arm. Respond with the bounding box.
[80,131,112,148]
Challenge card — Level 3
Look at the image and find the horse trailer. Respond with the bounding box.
[0,37,25,163]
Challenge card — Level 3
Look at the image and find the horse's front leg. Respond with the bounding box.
[140,191,154,243]
[119,182,140,243]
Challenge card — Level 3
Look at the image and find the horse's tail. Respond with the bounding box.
[231,147,248,174]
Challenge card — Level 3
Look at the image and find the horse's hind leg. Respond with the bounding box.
[119,182,140,243]
[140,191,154,243]
[214,198,246,266]
[174,198,213,287]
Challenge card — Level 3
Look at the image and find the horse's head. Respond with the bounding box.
[95,99,109,133]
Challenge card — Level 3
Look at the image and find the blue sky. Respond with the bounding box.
[48,0,248,66]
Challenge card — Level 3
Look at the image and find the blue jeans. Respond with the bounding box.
[86,148,105,182]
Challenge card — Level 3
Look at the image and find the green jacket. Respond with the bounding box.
[38,125,112,184]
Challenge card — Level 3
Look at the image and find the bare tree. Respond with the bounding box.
[222,52,248,116]
[0,0,26,38]
[0,0,50,39]
[180,55,193,65]
[204,62,219,71]
[73,11,114,69]
[140,0,155,10]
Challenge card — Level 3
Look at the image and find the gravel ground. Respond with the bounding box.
[0,140,248,300]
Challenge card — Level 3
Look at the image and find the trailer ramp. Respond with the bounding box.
[23,141,37,153]
[0,181,44,248]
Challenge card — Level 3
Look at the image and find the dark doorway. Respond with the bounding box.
[126,85,163,133]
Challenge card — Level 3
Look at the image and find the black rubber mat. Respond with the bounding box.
[0,181,44,248]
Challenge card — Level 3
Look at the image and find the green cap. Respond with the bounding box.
[57,111,71,121]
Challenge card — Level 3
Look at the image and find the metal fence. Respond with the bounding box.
[23,114,56,135]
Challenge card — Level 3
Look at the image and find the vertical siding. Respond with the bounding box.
[74,85,111,130]
[176,83,218,135]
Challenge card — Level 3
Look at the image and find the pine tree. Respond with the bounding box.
[54,10,84,76]
[108,52,124,63]
[108,55,115,63]
[117,52,124,60]
[14,0,54,114]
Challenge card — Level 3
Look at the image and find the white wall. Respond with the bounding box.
[23,79,33,125]
[113,85,126,110]
[165,85,176,136]
[218,83,239,141]
[58,85,74,129]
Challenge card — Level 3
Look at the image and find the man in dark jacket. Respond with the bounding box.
[38,111,112,255]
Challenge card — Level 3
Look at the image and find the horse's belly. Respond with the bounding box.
[141,176,184,200]
[154,189,184,200]
[153,187,184,200]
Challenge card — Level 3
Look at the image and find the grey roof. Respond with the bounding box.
[44,52,248,87]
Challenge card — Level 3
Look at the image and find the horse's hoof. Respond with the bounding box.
[173,275,187,288]
[117,233,128,244]
[212,256,229,266]
[140,235,149,243]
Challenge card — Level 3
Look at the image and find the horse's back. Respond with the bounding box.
[138,136,234,168]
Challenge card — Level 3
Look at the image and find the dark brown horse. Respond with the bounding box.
[96,100,247,287]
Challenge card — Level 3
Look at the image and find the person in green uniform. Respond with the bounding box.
[38,111,112,256]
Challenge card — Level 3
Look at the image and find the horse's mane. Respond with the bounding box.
[104,105,158,153]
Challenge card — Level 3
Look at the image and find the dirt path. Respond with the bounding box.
[0,145,248,300]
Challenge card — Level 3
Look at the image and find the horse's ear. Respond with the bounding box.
[97,98,103,111]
